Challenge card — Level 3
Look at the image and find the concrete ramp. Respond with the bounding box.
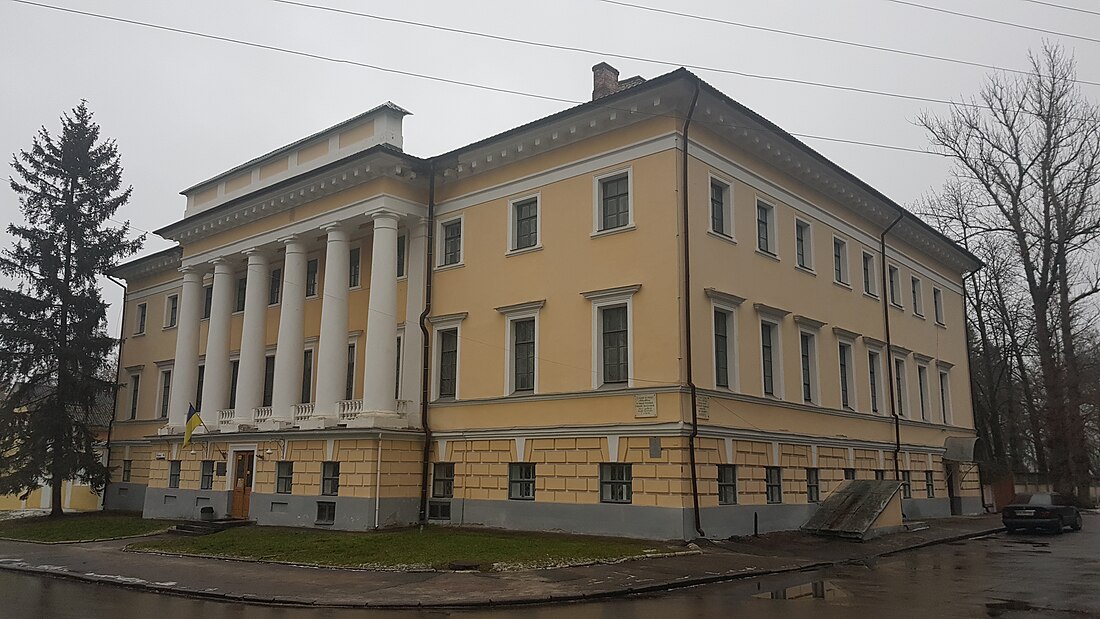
[802,480,904,540]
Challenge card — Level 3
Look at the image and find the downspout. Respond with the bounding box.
[417,161,437,525]
[103,275,128,511]
[681,82,705,539]
[374,431,383,528]
[880,213,904,481]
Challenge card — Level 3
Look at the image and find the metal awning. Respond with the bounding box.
[944,436,979,462]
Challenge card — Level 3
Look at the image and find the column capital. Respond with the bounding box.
[242,246,269,258]
[320,221,346,233]
[211,258,235,274]
[277,234,301,245]
[368,209,401,225]
[179,265,205,278]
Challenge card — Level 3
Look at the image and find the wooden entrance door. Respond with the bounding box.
[230,451,254,519]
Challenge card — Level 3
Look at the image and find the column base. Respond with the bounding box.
[345,410,407,429]
[258,419,295,431]
[298,416,339,430]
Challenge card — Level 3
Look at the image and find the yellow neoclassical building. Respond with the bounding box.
[107,64,982,539]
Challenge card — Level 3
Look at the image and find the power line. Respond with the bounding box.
[598,0,1100,88]
[883,0,1100,45]
[1020,0,1100,17]
[10,0,947,159]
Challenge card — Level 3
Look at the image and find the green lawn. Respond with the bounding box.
[130,526,679,570]
[0,512,171,542]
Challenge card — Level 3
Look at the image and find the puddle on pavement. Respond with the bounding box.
[752,580,849,601]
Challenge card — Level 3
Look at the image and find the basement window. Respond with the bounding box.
[316,501,336,525]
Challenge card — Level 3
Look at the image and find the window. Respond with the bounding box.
[710,180,731,237]
[168,460,180,489]
[795,220,811,269]
[235,277,247,312]
[894,358,907,417]
[438,329,458,399]
[933,288,945,324]
[868,351,882,413]
[714,309,731,388]
[939,369,952,424]
[911,276,924,316]
[349,247,361,287]
[512,318,535,393]
[600,463,633,503]
[159,370,171,419]
[316,501,336,525]
[202,285,213,319]
[833,238,848,284]
[305,259,319,297]
[276,461,293,494]
[925,471,935,497]
[718,464,737,505]
[601,306,629,385]
[599,173,630,231]
[200,460,214,490]
[122,460,132,483]
[129,374,140,420]
[135,303,147,334]
[761,321,778,396]
[874,469,886,481]
[917,365,930,421]
[862,252,877,296]
[268,268,282,305]
[844,468,856,481]
[766,467,783,504]
[396,235,406,278]
[839,342,854,409]
[165,294,178,328]
[262,355,275,407]
[321,461,340,496]
[228,360,239,409]
[442,219,462,266]
[756,200,775,254]
[888,266,901,307]
[512,197,539,250]
[395,336,402,400]
[806,468,821,503]
[800,332,816,404]
[508,463,536,500]
[195,365,205,412]
[346,343,356,401]
[432,463,455,498]
[301,349,314,403]
[901,471,912,499]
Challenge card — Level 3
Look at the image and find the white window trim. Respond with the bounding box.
[157,367,173,419]
[832,236,850,287]
[301,344,316,403]
[507,193,542,255]
[346,337,358,401]
[794,218,813,272]
[134,302,148,336]
[938,365,953,425]
[708,173,735,240]
[395,327,404,400]
[128,372,142,420]
[583,285,640,389]
[349,242,364,289]
[755,197,778,258]
[916,363,931,421]
[867,346,884,415]
[711,300,741,393]
[893,356,909,418]
[798,328,819,405]
[304,255,321,299]
[933,287,946,326]
[395,233,408,282]
[436,214,465,270]
[911,275,925,318]
[759,317,784,399]
[226,444,259,493]
[268,263,284,307]
[862,251,879,298]
[592,168,635,237]
[836,338,857,411]
[430,313,467,400]
[232,276,247,315]
[498,301,544,395]
[888,265,903,309]
[163,294,179,329]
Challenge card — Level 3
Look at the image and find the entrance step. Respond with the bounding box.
[167,518,255,536]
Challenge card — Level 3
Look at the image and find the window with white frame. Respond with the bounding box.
[714,308,732,389]
[440,217,463,266]
[395,334,403,400]
[600,463,632,503]
[135,303,147,334]
[158,369,171,419]
[508,463,536,500]
[862,252,877,296]
[766,467,783,504]
[396,235,406,278]
[868,350,883,414]
[901,470,912,498]
[710,179,732,237]
[756,200,776,255]
[262,355,275,407]
[806,468,821,503]
[349,247,361,287]
[933,287,945,324]
[761,320,780,397]
[839,341,855,410]
[888,266,902,307]
[129,374,141,420]
[269,267,282,305]
[499,301,542,395]
[833,238,849,284]
[584,286,639,389]
[234,276,247,312]
[202,284,213,319]
[894,357,908,417]
[165,294,179,328]
[799,331,817,404]
[432,313,465,400]
[510,196,539,251]
[345,343,356,401]
[597,172,631,232]
[917,364,930,421]
[939,368,952,424]
[795,219,812,270]
[718,464,737,505]
[301,348,314,404]
[911,276,924,317]
[305,259,319,297]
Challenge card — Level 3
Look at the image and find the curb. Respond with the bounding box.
[0,526,1005,609]
[0,529,172,545]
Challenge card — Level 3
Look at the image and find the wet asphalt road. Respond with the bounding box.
[3,516,1097,618]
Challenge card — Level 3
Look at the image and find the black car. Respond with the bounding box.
[1002,493,1083,533]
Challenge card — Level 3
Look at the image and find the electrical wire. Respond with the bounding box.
[1019,0,1100,17]
[883,0,1100,45]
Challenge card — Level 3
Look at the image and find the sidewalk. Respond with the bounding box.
[0,515,1003,608]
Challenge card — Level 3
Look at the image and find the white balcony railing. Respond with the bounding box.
[252,406,272,423]
[217,409,236,426]
[292,403,315,422]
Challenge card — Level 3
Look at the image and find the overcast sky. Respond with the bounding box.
[2,0,1099,334]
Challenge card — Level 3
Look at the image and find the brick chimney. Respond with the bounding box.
[591,62,646,100]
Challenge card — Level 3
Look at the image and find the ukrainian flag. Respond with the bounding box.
[183,404,202,447]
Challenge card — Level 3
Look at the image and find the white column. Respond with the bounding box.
[363,212,400,414]
[200,259,234,418]
[401,219,427,427]
[269,236,307,427]
[312,223,350,426]
[165,267,204,432]
[234,249,269,421]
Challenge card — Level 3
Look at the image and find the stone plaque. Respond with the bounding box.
[634,393,657,418]
[696,394,710,420]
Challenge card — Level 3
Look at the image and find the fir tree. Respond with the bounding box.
[0,101,142,516]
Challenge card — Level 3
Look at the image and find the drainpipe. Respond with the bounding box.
[681,82,705,539]
[374,431,383,528]
[880,213,904,481]
[417,161,437,525]
[103,275,128,511]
